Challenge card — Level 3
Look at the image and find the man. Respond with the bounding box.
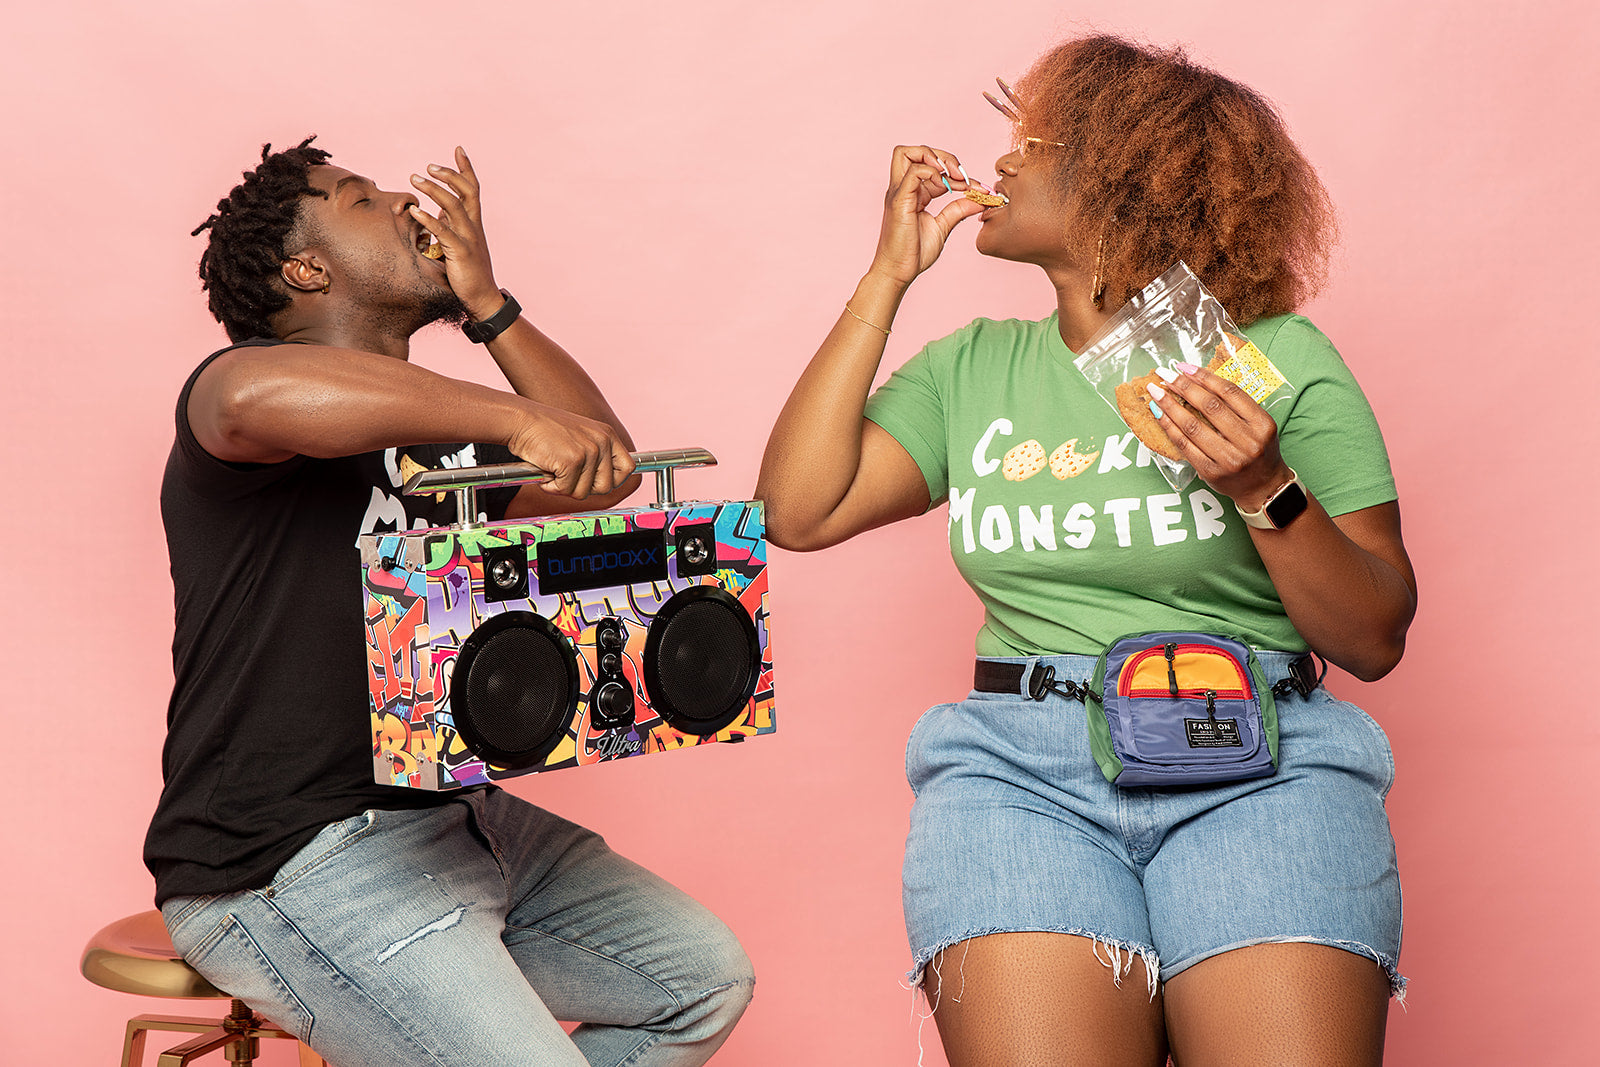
[144,138,753,1066]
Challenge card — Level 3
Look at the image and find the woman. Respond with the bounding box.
[758,35,1415,1066]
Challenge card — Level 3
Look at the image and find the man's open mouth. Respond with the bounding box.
[414,226,443,260]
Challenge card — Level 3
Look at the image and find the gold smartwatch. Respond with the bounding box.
[1236,468,1308,530]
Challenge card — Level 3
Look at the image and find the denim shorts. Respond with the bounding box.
[903,652,1403,999]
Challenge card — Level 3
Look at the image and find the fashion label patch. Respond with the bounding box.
[1184,718,1243,748]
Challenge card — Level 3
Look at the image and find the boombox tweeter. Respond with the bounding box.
[360,448,775,790]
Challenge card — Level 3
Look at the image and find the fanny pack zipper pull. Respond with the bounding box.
[1206,689,1218,721]
[1164,643,1180,696]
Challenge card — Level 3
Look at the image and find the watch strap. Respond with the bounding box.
[461,289,521,344]
[1236,468,1306,530]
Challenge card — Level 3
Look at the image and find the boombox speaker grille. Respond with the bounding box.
[452,611,578,769]
[644,586,760,736]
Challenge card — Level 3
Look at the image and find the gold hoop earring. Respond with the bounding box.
[1090,234,1107,311]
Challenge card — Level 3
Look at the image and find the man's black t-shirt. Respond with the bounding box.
[144,340,517,905]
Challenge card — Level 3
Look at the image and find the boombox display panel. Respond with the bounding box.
[361,500,774,790]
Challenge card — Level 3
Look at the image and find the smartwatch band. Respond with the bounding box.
[461,289,521,344]
[1236,468,1308,530]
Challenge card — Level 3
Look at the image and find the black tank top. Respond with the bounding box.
[144,340,514,904]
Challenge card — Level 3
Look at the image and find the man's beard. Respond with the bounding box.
[365,284,468,338]
[418,287,469,330]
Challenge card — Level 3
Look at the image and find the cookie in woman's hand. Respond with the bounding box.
[1114,358,1226,462]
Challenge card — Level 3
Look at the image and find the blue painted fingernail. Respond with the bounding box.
[940,174,952,193]
[1148,400,1163,418]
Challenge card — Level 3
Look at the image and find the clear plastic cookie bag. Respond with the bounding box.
[1073,260,1297,491]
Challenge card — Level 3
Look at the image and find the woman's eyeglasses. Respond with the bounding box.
[983,77,1023,120]
[984,78,1068,150]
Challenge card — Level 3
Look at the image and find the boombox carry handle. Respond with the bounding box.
[403,447,717,527]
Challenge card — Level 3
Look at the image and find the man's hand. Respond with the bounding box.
[507,403,637,500]
[408,147,505,322]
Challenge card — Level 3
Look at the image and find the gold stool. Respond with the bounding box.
[81,910,327,1067]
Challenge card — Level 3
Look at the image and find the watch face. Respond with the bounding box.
[1264,481,1309,529]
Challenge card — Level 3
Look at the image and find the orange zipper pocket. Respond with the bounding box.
[1119,642,1251,700]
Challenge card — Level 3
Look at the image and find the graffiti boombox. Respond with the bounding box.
[360,448,775,791]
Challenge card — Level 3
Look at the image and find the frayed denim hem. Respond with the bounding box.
[907,926,1162,1005]
[1160,935,1408,1006]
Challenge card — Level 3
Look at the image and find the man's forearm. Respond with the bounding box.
[482,313,636,451]
[196,344,546,463]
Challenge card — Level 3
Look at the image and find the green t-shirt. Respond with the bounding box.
[863,312,1397,656]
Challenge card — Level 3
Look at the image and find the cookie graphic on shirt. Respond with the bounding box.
[1002,439,1047,481]
[1049,438,1100,479]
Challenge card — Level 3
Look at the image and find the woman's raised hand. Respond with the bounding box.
[868,145,988,286]
[1145,363,1291,513]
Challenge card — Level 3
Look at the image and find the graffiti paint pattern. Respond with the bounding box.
[362,500,776,789]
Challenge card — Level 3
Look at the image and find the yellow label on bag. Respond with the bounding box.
[1216,334,1286,404]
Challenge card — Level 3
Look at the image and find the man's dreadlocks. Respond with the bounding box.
[192,136,331,342]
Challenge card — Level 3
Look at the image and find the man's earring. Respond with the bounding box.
[321,279,331,294]
[1090,234,1107,311]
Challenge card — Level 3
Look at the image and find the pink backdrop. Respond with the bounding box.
[3,1,1595,1063]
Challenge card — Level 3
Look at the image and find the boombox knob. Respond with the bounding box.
[591,680,635,730]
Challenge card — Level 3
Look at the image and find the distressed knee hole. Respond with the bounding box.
[374,905,466,964]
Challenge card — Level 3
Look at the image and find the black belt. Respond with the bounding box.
[974,654,1323,704]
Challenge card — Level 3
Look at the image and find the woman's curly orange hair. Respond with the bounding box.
[1011,35,1336,325]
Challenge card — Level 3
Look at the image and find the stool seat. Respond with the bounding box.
[82,910,327,1067]
[82,909,227,998]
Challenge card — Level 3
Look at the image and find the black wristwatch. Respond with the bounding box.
[461,289,521,344]
[1236,469,1309,530]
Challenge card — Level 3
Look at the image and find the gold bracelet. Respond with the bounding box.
[844,302,891,336]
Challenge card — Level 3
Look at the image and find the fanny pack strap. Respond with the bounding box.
[1269,653,1327,700]
[975,652,1326,704]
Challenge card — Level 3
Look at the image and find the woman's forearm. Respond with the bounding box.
[756,271,909,545]
[1251,499,1417,681]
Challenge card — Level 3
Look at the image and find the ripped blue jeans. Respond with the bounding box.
[161,789,753,1067]
[903,652,1404,1002]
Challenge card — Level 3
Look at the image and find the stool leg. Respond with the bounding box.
[155,1000,260,1067]
[122,1019,146,1067]
[153,1025,237,1067]
[118,1001,318,1067]
[124,1014,227,1067]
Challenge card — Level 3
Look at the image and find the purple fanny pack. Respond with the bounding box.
[1085,632,1284,787]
